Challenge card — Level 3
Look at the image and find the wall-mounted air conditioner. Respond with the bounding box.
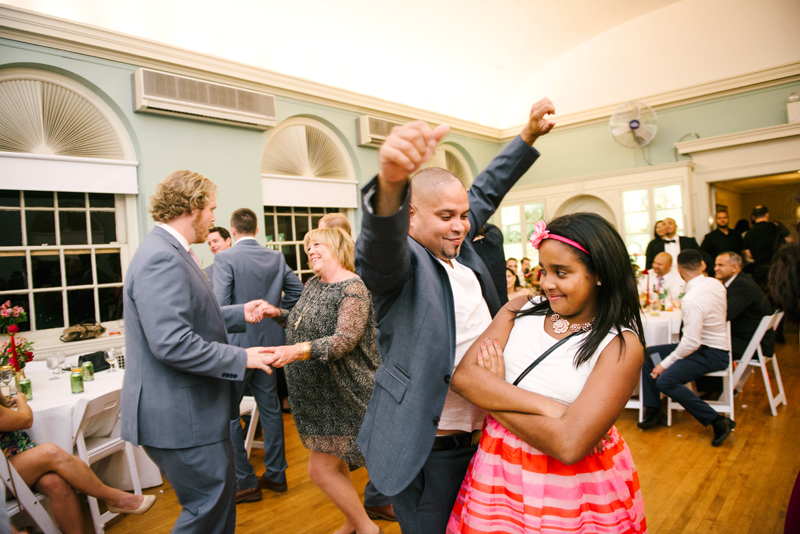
[356,115,404,148]
[133,68,276,130]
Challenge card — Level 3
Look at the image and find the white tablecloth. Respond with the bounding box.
[641,309,682,347]
[21,359,162,490]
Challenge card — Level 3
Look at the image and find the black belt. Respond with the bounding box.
[431,430,481,451]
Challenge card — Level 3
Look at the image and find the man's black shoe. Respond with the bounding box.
[711,416,737,446]
[637,409,667,430]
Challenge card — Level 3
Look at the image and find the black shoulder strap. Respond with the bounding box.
[513,331,581,386]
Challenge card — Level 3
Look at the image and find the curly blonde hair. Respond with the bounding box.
[149,171,217,223]
[304,227,355,272]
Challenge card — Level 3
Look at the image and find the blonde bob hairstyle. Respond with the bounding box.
[304,227,355,273]
[149,170,217,223]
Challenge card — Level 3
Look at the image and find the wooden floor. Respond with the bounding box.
[105,335,799,533]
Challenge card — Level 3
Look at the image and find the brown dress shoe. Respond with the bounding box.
[364,504,397,522]
[235,485,262,504]
[257,473,288,493]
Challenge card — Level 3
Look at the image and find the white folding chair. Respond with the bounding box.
[0,455,60,534]
[667,321,735,426]
[627,314,676,422]
[732,311,786,416]
[239,396,263,458]
[72,390,142,534]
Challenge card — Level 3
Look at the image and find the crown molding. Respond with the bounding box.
[675,122,800,154]
[2,4,798,144]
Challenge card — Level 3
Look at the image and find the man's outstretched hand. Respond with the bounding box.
[520,98,556,146]
[374,121,450,216]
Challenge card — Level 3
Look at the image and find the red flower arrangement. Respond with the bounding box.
[0,301,32,371]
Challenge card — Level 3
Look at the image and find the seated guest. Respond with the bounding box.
[641,252,684,303]
[205,226,232,286]
[654,220,666,240]
[506,267,529,300]
[638,250,735,446]
[645,217,700,270]
[506,257,518,275]
[701,211,743,261]
[0,392,155,534]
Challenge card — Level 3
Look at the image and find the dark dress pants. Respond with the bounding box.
[364,479,391,507]
[145,439,236,534]
[390,442,477,534]
[642,343,729,426]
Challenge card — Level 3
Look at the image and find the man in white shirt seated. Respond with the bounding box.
[638,249,735,446]
[643,252,685,303]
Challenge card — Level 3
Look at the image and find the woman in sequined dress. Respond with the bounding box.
[261,226,383,534]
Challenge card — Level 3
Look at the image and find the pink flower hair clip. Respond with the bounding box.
[528,220,591,255]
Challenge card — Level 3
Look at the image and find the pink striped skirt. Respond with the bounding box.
[447,416,647,533]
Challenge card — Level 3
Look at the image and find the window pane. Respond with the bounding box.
[503,244,523,263]
[25,211,56,246]
[295,215,309,239]
[626,233,651,259]
[0,191,19,207]
[59,211,88,245]
[0,254,27,291]
[65,253,93,286]
[524,203,544,224]
[624,212,650,237]
[310,207,325,214]
[3,294,31,332]
[263,215,276,242]
[276,216,293,242]
[655,208,684,235]
[276,206,292,213]
[31,251,61,289]
[299,243,309,270]
[98,287,123,321]
[263,206,275,213]
[294,207,309,213]
[0,211,22,246]
[90,212,117,244]
[23,191,53,207]
[33,291,62,330]
[88,193,115,208]
[57,192,85,208]
[623,190,648,213]
[501,206,520,225]
[654,185,682,210]
[301,271,315,282]
[95,250,122,284]
[503,224,521,244]
[282,244,298,271]
[67,289,96,324]
[311,216,322,228]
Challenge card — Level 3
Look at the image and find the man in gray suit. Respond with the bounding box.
[212,208,304,503]
[121,171,276,534]
[205,226,232,287]
[356,99,555,533]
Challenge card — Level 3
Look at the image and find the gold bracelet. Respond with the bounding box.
[296,342,312,361]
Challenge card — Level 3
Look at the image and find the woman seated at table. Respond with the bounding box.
[0,392,155,534]
[260,227,383,534]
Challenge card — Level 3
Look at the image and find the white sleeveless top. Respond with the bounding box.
[503,301,630,405]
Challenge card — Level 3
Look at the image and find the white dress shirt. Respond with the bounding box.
[661,275,729,369]
[436,258,492,433]
[663,236,680,264]
[157,222,190,251]
[659,267,685,302]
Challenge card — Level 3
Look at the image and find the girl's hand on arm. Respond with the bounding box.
[477,339,505,379]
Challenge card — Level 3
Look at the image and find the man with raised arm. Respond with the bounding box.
[356,99,555,533]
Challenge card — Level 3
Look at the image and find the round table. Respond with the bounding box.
[19,358,162,490]
[641,309,681,347]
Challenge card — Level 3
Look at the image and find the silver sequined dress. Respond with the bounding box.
[278,275,380,467]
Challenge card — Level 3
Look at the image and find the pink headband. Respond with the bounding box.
[529,220,590,255]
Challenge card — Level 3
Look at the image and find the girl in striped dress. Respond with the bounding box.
[447,213,648,533]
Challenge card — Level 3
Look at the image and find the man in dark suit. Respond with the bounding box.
[212,208,304,503]
[205,226,232,287]
[701,211,743,262]
[121,171,275,533]
[645,217,701,269]
[356,98,555,533]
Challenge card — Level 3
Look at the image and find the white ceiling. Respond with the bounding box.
[4,0,799,129]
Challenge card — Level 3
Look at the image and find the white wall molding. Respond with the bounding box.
[2,5,799,142]
[676,122,800,154]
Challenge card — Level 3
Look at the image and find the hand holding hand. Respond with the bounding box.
[260,345,296,368]
[244,300,267,324]
[477,338,506,379]
[256,301,281,319]
[520,98,556,146]
[245,347,273,374]
[378,121,450,185]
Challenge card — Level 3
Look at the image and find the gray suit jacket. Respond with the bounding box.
[212,238,304,348]
[205,263,215,289]
[355,136,539,496]
[121,226,248,449]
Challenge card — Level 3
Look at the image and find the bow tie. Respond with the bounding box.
[663,239,676,243]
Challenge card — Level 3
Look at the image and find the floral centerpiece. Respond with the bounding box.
[0,302,33,371]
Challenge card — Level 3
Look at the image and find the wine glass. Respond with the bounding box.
[105,349,117,373]
[0,367,13,398]
[55,351,66,374]
[46,356,60,380]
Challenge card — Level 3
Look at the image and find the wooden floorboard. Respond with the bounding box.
[103,335,799,533]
